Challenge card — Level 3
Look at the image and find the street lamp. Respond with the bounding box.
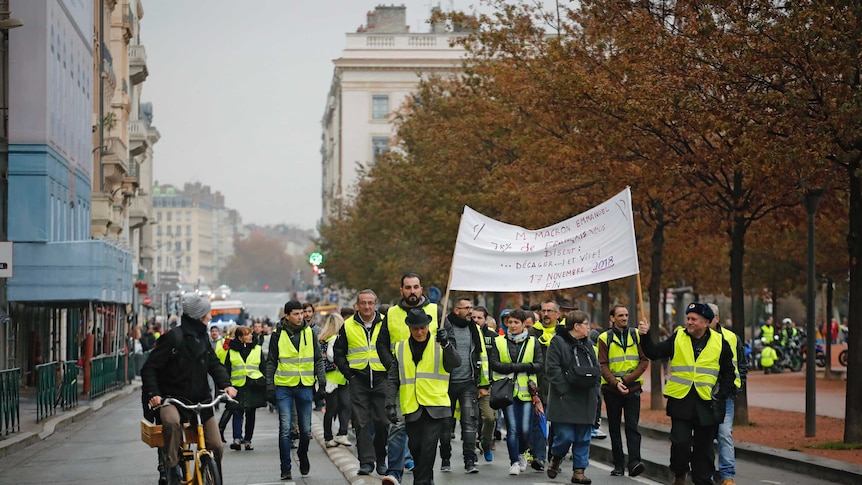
[803,188,824,437]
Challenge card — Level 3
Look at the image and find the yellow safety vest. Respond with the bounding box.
[324,335,347,385]
[719,326,742,389]
[274,327,315,387]
[387,304,439,350]
[215,338,228,364]
[344,316,385,372]
[598,328,643,385]
[532,322,556,347]
[228,346,263,387]
[760,324,775,343]
[396,339,450,415]
[493,335,537,401]
[664,328,723,401]
[761,345,777,368]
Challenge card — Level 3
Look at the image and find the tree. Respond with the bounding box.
[220,231,300,291]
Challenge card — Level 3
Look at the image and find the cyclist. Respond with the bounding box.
[142,294,238,485]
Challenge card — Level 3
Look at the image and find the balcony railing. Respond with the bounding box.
[129,44,148,85]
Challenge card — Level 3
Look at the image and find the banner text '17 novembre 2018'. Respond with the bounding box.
[449,187,640,292]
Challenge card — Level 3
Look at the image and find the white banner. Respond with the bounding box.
[449,187,639,292]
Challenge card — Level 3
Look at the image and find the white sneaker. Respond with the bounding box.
[508,463,521,475]
[591,427,607,439]
[334,435,352,446]
[518,454,527,472]
[381,475,400,485]
[325,439,338,448]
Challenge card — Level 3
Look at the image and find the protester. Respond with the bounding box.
[224,326,266,451]
[319,312,352,448]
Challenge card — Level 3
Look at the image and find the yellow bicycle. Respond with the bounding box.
[141,393,236,485]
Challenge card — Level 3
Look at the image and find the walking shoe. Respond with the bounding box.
[325,439,338,448]
[229,440,242,451]
[465,461,478,474]
[441,459,451,472]
[508,463,521,475]
[628,461,645,477]
[405,460,415,471]
[357,465,374,476]
[494,429,502,441]
[720,479,736,485]
[299,453,310,476]
[483,447,493,462]
[571,468,592,484]
[244,441,254,451]
[531,459,545,471]
[280,470,292,481]
[382,475,400,485]
[518,454,527,472]
[610,466,624,476]
[547,455,563,479]
[591,427,607,439]
[334,435,352,446]
[376,463,387,476]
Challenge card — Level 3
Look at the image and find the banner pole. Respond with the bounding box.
[636,273,646,323]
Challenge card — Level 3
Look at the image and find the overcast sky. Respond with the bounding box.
[143,0,484,230]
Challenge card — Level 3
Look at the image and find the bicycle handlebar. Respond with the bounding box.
[155,392,237,413]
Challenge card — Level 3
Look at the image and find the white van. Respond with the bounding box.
[208,299,246,335]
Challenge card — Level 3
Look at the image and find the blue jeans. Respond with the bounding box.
[551,423,592,469]
[231,407,256,443]
[276,386,312,473]
[386,399,408,481]
[502,399,532,464]
[530,408,547,462]
[717,398,735,479]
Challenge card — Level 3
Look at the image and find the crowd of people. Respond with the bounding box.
[141,274,748,485]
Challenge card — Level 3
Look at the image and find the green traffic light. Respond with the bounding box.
[308,251,324,265]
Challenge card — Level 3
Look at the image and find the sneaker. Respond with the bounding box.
[280,470,292,481]
[591,427,607,439]
[441,459,451,472]
[382,475,400,485]
[357,465,373,476]
[508,463,521,475]
[299,453,310,476]
[518,454,527,472]
[531,459,545,471]
[244,441,254,451]
[465,462,478,474]
[376,463,387,476]
[229,440,242,451]
[334,435,352,446]
[405,460,415,471]
[483,447,493,462]
[610,466,624,476]
[628,461,645,477]
[325,439,338,448]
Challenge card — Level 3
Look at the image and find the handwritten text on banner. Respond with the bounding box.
[449,187,639,292]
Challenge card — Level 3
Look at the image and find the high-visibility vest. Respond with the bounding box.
[387,304,439,350]
[598,328,643,385]
[718,326,742,389]
[493,335,537,401]
[274,327,315,387]
[477,333,490,387]
[344,316,385,372]
[532,322,556,347]
[761,345,777,368]
[228,346,263,387]
[396,339,450,415]
[215,338,228,364]
[664,328,723,401]
[324,335,347,385]
[760,324,775,343]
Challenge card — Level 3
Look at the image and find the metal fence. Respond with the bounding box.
[90,353,131,400]
[35,362,58,423]
[0,368,21,435]
[59,361,80,411]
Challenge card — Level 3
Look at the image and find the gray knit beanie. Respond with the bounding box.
[182,294,211,320]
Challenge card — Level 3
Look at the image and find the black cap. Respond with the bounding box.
[405,308,432,328]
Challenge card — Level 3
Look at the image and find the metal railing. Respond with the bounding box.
[35,362,58,422]
[90,353,126,399]
[59,361,80,411]
[0,368,21,435]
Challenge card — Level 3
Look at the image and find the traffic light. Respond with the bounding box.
[312,264,319,274]
[308,252,324,266]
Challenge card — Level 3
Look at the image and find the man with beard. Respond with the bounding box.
[378,273,455,485]
[438,297,489,473]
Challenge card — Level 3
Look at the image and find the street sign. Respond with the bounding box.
[143,296,152,306]
[0,242,12,278]
[428,286,441,303]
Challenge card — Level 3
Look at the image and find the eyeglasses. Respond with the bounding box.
[541,309,557,313]
[457,306,473,310]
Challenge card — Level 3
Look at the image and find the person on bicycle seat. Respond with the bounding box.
[142,293,238,485]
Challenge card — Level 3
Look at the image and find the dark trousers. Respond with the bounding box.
[602,389,642,468]
[407,410,445,485]
[231,407,256,442]
[440,380,479,465]
[349,377,388,468]
[669,416,718,485]
[324,384,352,440]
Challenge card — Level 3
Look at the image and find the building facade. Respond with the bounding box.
[320,5,466,223]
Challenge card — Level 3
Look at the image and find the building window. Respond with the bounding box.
[371,136,390,164]
[157,211,162,221]
[371,94,389,120]
[186,240,192,251]
[175,241,181,252]
[176,225,182,236]
[186,211,192,221]
[166,226,172,236]
[166,211,172,222]
[157,226,162,236]
[186,256,191,265]
[186,224,191,234]
[157,241,162,251]
[157,256,161,267]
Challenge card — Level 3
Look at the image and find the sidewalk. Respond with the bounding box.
[0,378,142,459]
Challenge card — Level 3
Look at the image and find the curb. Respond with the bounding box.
[0,381,142,459]
[590,420,862,485]
[310,411,382,485]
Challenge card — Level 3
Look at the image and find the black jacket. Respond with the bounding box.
[386,337,462,421]
[224,339,266,409]
[445,312,489,388]
[487,333,545,380]
[333,310,388,389]
[377,296,455,369]
[141,315,231,418]
[545,329,600,424]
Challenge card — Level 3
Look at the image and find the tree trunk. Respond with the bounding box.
[731,210,750,425]
[845,157,862,442]
[649,220,666,410]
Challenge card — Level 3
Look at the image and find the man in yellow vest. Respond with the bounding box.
[707,304,747,485]
[265,300,326,481]
[378,273,454,484]
[759,316,776,344]
[386,308,461,485]
[333,289,389,477]
[638,302,735,485]
[598,304,648,477]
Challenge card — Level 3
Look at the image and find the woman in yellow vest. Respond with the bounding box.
[224,326,266,451]
[488,309,545,476]
[319,312,352,448]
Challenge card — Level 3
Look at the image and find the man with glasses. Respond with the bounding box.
[439,297,489,474]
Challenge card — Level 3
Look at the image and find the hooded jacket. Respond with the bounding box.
[545,328,600,424]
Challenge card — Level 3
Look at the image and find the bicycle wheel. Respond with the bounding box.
[839,349,848,367]
[199,454,221,485]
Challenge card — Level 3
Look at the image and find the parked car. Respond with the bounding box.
[214,284,232,300]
